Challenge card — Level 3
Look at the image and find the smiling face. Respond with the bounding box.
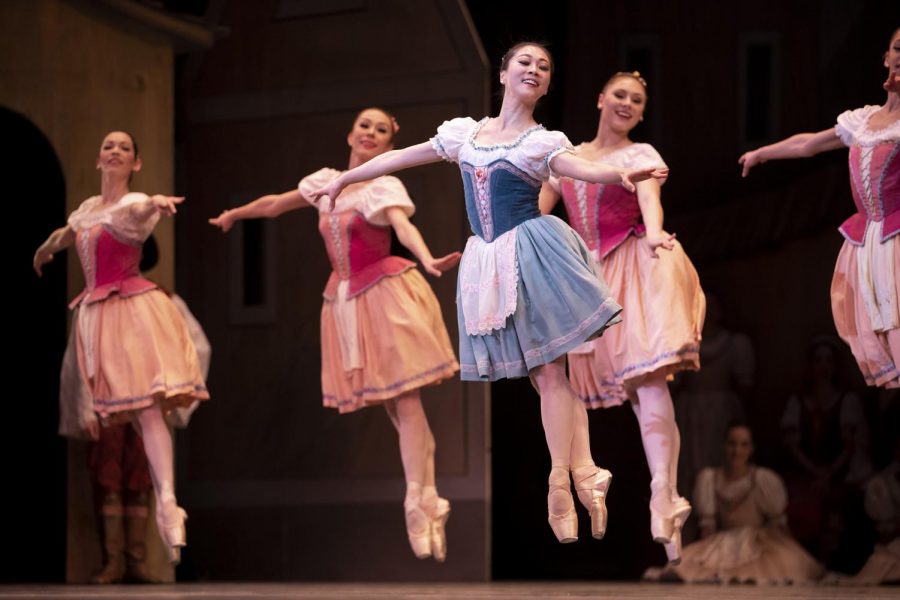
[598,75,646,134]
[724,425,754,471]
[347,108,395,163]
[499,44,552,103]
[97,131,141,179]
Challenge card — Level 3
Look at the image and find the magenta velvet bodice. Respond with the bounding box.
[319,210,414,300]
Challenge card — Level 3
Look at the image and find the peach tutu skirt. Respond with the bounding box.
[569,236,705,408]
[75,289,209,422]
[320,268,459,413]
[831,233,900,388]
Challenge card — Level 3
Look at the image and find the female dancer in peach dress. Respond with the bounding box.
[34,131,209,564]
[740,28,900,389]
[210,108,459,561]
[539,72,705,562]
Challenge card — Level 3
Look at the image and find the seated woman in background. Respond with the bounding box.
[645,421,824,584]
[849,438,900,584]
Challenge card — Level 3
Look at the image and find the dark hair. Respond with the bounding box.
[802,334,844,391]
[500,41,554,74]
[724,419,753,441]
[354,107,399,143]
[126,132,139,159]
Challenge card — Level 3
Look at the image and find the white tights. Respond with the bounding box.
[531,356,598,513]
[631,374,682,513]
[133,406,177,517]
[384,391,439,516]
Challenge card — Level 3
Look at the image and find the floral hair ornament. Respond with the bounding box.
[614,70,648,89]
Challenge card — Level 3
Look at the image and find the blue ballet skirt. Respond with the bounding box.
[458,215,622,381]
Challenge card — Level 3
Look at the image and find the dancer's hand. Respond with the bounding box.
[151,195,184,217]
[738,149,766,177]
[884,71,900,92]
[208,210,236,233]
[423,251,462,277]
[33,247,54,277]
[311,176,346,212]
[645,231,676,258]
[621,167,668,193]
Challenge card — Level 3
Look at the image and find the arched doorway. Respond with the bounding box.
[1,106,67,582]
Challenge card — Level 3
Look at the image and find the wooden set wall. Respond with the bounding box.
[176,0,491,581]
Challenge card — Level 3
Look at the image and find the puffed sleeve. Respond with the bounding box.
[298,167,342,207]
[66,196,102,231]
[430,117,478,163]
[524,129,575,180]
[753,467,788,524]
[694,467,718,531]
[109,193,159,243]
[835,106,876,147]
[624,143,669,185]
[360,176,415,226]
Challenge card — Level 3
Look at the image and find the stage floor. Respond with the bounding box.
[0,582,897,599]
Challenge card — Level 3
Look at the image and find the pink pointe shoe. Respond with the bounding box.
[572,465,612,540]
[663,497,691,565]
[429,497,451,563]
[156,501,188,565]
[405,499,433,559]
[547,466,578,543]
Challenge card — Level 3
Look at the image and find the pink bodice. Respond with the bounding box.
[839,140,900,245]
[319,210,414,300]
[69,225,157,308]
[558,178,645,259]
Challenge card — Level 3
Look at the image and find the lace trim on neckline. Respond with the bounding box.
[468,117,546,151]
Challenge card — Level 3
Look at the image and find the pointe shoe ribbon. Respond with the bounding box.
[572,466,612,540]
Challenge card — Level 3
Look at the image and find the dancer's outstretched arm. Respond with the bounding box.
[739,128,844,177]
[131,195,185,220]
[385,207,461,277]
[209,189,309,233]
[34,225,75,276]
[313,142,442,207]
[550,152,668,193]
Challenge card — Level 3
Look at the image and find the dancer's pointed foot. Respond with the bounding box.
[404,498,433,559]
[429,497,451,562]
[548,465,578,543]
[156,500,187,565]
[572,465,612,539]
[663,497,691,565]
